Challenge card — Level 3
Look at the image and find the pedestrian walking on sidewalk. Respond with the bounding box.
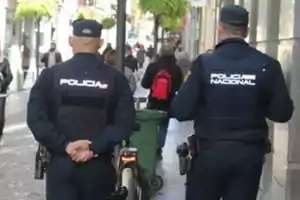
[171,4,294,200]
[146,45,154,59]
[125,48,138,72]
[141,45,183,159]
[0,51,13,146]
[137,45,146,69]
[105,49,137,94]
[41,42,63,68]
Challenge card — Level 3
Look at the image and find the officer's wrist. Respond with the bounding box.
[89,143,97,154]
[64,141,71,152]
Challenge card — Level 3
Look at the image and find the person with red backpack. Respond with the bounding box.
[141,45,183,159]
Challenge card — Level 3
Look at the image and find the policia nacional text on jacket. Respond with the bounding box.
[27,19,135,200]
[170,4,294,200]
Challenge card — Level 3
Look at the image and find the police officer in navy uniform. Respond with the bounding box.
[171,4,293,200]
[27,19,135,200]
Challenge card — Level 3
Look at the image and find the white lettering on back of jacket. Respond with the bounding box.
[60,78,108,89]
[210,73,256,86]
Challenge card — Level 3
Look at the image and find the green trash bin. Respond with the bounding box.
[130,109,167,192]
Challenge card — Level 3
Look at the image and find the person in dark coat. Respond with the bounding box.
[0,52,13,146]
[124,48,138,72]
[141,45,183,158]
[146,45,154,59]
[27,19,135,200]
[171,4,293,200]
[102,42,113,58]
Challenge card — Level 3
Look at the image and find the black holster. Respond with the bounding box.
[106,186,128,200]
[264,138,273,154]
[176,134,199,176]
[34,144,51,180]
[177,142,190,175]
[187,134,199,157]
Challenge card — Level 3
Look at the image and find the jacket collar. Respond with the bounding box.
[215,38,249,49]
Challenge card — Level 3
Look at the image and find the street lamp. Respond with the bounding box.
[116,0,127,73]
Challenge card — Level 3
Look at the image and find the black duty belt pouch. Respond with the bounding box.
[264,138,273,154]
[187,134,199,157]
[177,142,189,175]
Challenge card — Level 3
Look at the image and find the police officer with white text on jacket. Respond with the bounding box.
[27,19,135,200]
[170,4,293,200]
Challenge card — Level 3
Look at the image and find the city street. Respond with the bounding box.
[0,0,298,199]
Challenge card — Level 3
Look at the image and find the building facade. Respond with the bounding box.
[183,0,300,199]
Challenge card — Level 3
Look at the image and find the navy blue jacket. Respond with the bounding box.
[171,39,293,143]
[27,53,135,155]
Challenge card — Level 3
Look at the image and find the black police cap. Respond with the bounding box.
[220,4,249,26]
[72,19,103,37]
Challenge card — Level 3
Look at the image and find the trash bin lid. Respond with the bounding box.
[136,109,167,121]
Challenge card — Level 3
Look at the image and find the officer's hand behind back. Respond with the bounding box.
[72,150,94,163]
[66,140,91,152]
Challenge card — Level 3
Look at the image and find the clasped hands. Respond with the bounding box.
[65,140,97,163]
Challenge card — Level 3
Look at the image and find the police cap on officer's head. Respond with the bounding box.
[72,19,103,38]
[220,4,249,26]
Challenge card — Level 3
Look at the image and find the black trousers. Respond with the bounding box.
[46,156,116,200]
[138,62,144,69]
[185,142,264,200]
[0,97,6,138]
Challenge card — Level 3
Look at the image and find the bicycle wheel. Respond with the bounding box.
[122,168,135,200]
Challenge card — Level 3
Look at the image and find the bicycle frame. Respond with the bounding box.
[111,97,148,200]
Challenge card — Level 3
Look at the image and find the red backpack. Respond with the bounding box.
[151,69,172,100]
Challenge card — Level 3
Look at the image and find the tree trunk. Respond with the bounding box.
[35,18,41,80]
[161,28,165,45]
[153,15,159,60]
